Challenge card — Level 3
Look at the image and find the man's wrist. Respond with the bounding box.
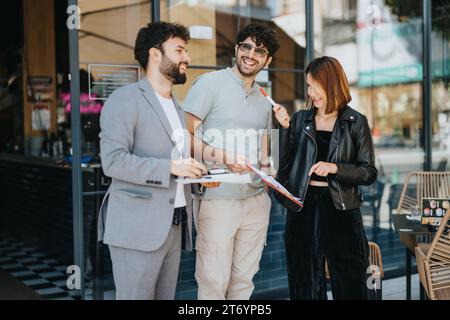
[261,165,275,177]
[260,161,271,168]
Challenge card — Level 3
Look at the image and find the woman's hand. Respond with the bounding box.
[273,104,290,129]
[308,162,337,177]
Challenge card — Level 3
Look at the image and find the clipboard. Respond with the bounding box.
[246,164,303,208]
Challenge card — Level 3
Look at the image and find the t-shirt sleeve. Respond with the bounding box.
[183,75,215,121]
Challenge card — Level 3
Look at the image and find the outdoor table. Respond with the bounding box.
[391,214,435,300]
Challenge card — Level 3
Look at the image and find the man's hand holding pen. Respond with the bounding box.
[171,158,207,178]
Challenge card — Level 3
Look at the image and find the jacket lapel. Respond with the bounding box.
[138,78,175,144]
[336,105,358,141]
[307,106,357,160]
[328,106,358,159]
[303,107,317,143]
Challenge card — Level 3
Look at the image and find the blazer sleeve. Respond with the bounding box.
[99,89,171,188]
[335,115,378,186]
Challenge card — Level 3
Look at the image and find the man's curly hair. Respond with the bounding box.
[134,22,190,70]
[236,23,280,57]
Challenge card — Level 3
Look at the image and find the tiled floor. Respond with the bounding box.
[0,233,74,299]
[0,232,119,300]
[324,274,421,300]
[0,224,426,301]
[382,274,420,300]
[0,237,425,301]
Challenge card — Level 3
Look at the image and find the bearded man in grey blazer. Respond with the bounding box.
[98,22,207,300]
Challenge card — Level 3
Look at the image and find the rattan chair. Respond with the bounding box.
[415,209,450,300]
[395,171,450,214]
[395,171,450,251]
[325,241,383,299]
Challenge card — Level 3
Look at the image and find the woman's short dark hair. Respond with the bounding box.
[134,22,190,70]
[305,56,352,114]
[236,23,280,57]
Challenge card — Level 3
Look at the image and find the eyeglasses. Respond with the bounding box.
[238,42,269,58]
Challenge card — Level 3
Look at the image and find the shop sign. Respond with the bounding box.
[88,64,140,100]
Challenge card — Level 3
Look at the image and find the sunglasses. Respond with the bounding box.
[238,42,269,58]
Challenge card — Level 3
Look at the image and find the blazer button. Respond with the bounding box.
[169,198,175,204]
[146,180,151,184]
[306,126,310,130]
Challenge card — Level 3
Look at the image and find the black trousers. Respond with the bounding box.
[285,186,372,300]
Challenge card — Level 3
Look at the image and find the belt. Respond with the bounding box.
[173,207,187,225]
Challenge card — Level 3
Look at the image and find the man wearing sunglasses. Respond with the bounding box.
[184,23,280,300]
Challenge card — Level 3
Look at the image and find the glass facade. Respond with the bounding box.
[315,0,427,182]
[76,0,153,299]
[162,0,306,114]
[431,0,450,171]
[0,0,448,300]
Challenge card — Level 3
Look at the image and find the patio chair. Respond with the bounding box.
[415,209,450,300]
[387,183,415,227]
[325,241,384,299]
[395,171,450,251]
[396,171,450,214]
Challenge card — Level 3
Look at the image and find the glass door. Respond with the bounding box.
[72,0,152,300]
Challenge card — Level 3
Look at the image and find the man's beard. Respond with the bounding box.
[235,55,265,77]
[160,55,187,85]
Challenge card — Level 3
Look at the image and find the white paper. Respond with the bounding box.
[177,173,252,184]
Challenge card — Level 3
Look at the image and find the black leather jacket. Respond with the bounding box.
[277,105,378,213]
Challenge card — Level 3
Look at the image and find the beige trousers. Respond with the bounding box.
[195,191,271,300]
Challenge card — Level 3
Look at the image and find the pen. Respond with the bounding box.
[259,87,277,107]
[208,168,228,175]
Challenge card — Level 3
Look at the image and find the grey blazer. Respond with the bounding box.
[97,78,193,252]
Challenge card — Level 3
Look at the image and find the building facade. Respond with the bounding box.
[0,0,448,299]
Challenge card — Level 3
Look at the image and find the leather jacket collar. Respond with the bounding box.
[304,105,359,122]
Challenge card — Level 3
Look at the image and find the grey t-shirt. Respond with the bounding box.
[184,67,272,200]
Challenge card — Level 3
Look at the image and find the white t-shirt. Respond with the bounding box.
[155,92,186,208]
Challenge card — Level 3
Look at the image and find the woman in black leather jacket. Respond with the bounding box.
[274,56,378,300]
